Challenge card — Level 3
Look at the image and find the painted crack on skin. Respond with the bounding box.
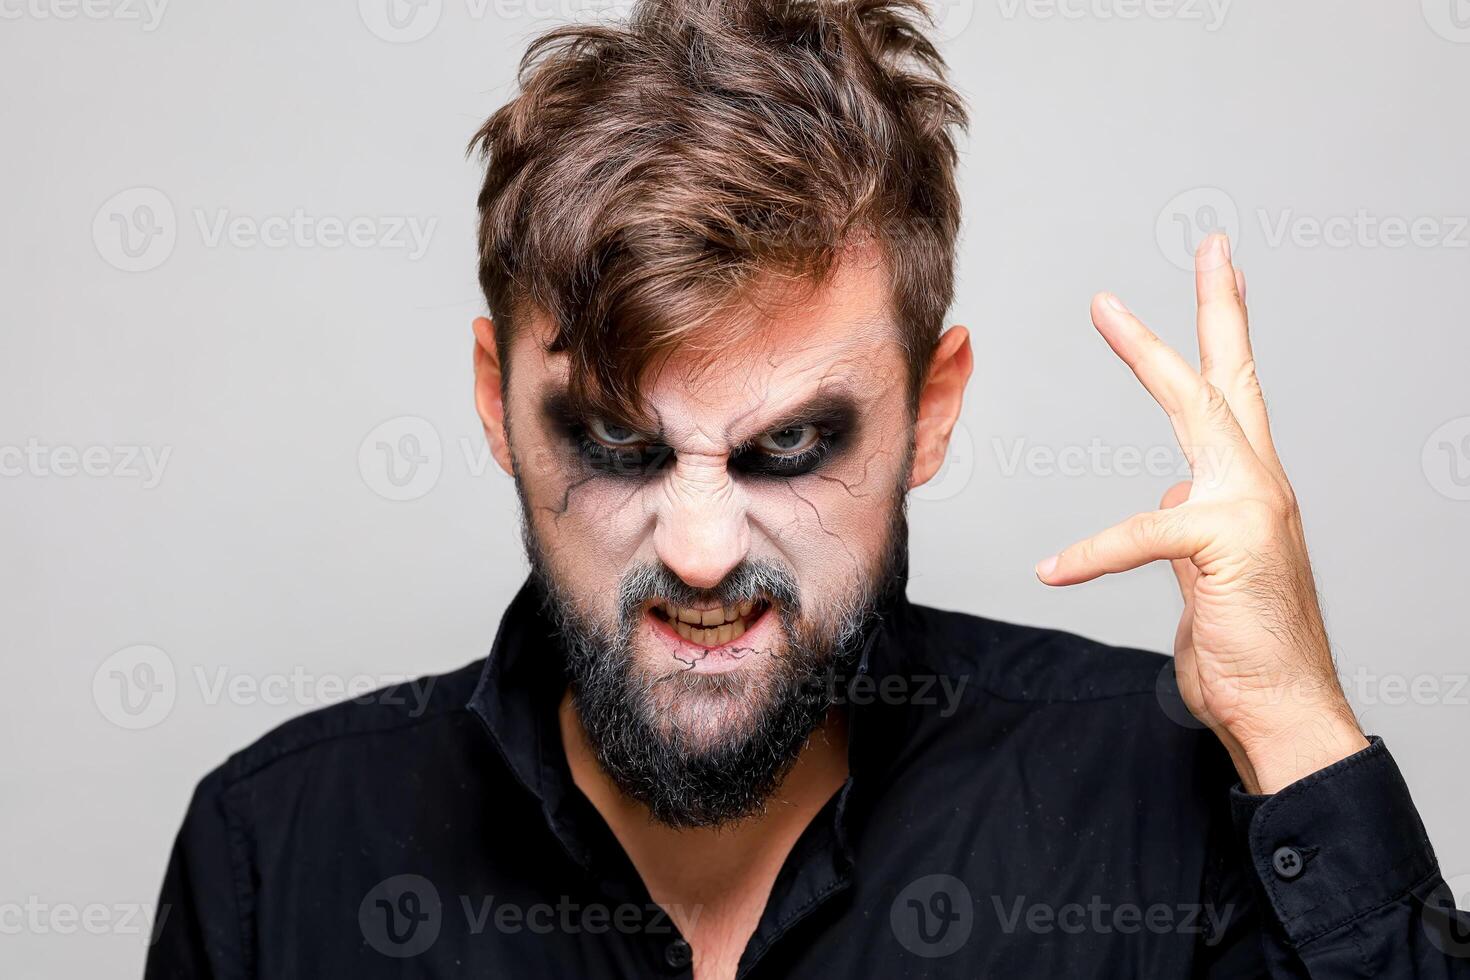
[781,478,861,570]
[664,642,782,672]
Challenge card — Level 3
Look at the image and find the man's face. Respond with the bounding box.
[497,254,915,825]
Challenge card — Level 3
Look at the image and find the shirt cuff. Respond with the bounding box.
[1228,736,1441,947]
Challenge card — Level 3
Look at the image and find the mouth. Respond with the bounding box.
[646,597,771,648]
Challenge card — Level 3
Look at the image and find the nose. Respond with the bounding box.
[653,455,749,590]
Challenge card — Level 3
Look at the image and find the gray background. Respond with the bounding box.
[3,0,1468,974]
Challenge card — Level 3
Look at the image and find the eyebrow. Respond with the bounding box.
[729,390,861,446]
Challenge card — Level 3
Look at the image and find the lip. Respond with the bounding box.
[643,601,777,674]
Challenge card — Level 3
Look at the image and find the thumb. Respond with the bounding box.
[1160,481,1198,601]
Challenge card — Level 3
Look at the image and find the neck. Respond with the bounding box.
[559,690,849,905]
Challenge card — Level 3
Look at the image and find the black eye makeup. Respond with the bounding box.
[730,403,854,479]
[541,394,671,478]
[571,420,673,477]
[540,391,856,480]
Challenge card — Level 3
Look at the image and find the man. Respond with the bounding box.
[148,0,1466,976]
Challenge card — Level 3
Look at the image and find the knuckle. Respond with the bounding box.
[1133,510,1167,545]
[1199,381,1231,418]
[1234,358,1265,397]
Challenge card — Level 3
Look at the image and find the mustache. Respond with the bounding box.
[616,560,801,625]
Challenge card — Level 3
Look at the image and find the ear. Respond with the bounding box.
[909,325,973,490]
[472,316,515,478]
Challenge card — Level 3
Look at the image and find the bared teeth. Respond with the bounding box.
[657,597,765,646]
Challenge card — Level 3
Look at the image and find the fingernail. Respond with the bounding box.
[1104,294,1129,314]
[1035,555,1059,579]
[1218,233,1231,262]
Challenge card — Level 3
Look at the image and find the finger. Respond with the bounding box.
[1036,504,1224,587]
[1159,480,1198,602]
[1089,292,1261,492]
[1194,236,1282,474]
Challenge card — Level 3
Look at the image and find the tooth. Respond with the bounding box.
[690,627,710,645]
[675,620,692,640]
[721,605,735,623]
[738,599,753,616]
[678,606,701,624]
[701,608,722,626]
[716,623,732,644]
[731,619,746,640]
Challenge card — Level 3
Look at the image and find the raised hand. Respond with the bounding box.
[1036,233,1368,794]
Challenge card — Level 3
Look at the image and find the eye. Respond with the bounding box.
[586,417,649,448]
[755,424,821,457]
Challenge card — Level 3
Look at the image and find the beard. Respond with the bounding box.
[517,483,909,829]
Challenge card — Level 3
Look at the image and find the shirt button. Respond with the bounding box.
[1272,846,1304,880]
[664,938,693,969]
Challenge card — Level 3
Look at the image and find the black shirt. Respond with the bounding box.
[147,578,1468,978]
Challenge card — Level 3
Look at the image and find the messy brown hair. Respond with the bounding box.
[469,0,966,424]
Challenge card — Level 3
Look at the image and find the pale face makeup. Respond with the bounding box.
[500,255,915,749]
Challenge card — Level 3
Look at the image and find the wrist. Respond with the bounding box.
[1226,701,1368,795]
